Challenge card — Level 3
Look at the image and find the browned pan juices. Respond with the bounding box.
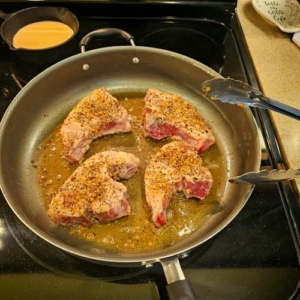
[35,96,226,253]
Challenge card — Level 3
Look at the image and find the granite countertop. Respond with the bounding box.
[237,0,300,190]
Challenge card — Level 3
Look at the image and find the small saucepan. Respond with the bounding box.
[0,6,79,64]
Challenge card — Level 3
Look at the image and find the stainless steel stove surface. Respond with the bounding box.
[0,1,299,300]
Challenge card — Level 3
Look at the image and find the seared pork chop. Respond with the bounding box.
[47,151,140,226]
[143,88,215,152]
[61,88,131,163]
[144,141,213,227]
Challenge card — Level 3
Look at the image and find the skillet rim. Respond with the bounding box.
[0,46,261,265]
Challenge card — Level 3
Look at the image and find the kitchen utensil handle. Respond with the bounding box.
[167,280,197,300]
[79,28,135,53]
[261,95,300,121]
[0,10,9,20]
[228,92,300,121]
[161,257,198,300]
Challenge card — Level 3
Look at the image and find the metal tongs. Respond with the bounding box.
[201,78,300,121]
[229,169,300,185]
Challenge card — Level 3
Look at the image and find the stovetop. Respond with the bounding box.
[0,1,299,300]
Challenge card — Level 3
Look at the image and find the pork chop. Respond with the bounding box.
[143,88,215,152]
[47,151,140,226]
[144,141,213,227]
[61,88,131,163]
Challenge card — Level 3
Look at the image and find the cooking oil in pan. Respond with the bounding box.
[34,97,226,253]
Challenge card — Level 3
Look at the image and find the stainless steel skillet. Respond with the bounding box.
[0,29,261,300]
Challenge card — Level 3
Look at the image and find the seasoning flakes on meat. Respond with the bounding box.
[144,141,213,227]
[61,88,131,163]
[142,88,215,152]
[47,151,140,226]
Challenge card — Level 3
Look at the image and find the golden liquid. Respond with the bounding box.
[34,97,227,253]
[13,21,74,50]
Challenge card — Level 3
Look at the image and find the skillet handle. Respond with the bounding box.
[161,257,198,300]
[79,28,135,53]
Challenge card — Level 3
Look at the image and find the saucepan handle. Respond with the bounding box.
[79,28,135,53]
[0,10,10,20]
[0,10,12,20]
[160,257,198,300]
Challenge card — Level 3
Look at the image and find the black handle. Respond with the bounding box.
[0,10,10,20]
[161,257,198,300]
[167,279,198,300]
[79,28,135,53]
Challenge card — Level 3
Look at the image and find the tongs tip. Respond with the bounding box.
[229,168,300,185]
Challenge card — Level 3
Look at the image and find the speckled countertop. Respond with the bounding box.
[237,0,300,190]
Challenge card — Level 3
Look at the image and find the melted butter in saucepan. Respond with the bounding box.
[35,97,226,253]
[13,21,74,50]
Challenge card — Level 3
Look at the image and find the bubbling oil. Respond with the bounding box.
[35,97,226,253]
